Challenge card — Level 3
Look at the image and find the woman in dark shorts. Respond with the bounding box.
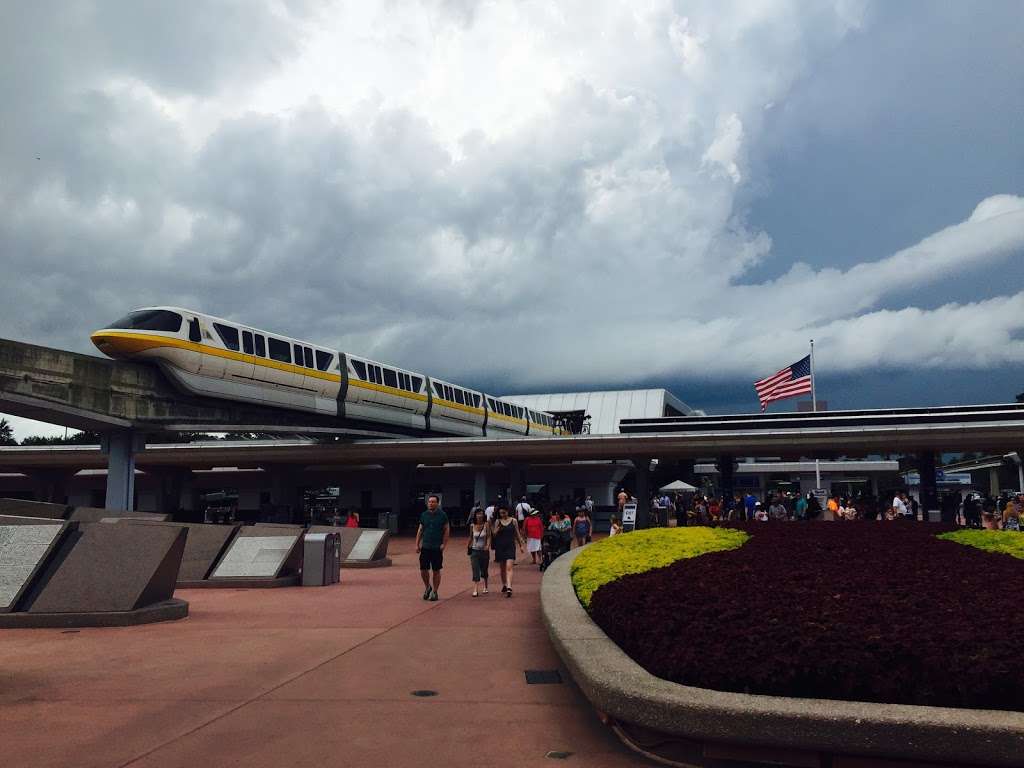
[466,508,491,597]
[491,505,524,597]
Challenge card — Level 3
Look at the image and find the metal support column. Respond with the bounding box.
[387,463,416,533]
[473,469,488,508]
[633,457,651,529]
[27,469,75,504]
[143,467,190,516]
[267,465,305,524]
[989,468,1000,497]
[717,455,736,511]
[508,462,527,506]
[918,452,938,522]
[102,430,145,511]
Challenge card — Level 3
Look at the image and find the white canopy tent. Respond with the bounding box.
[659,480,697,493]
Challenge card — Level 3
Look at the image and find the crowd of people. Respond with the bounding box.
[414,494,600,601]
[643,488,1024,528]
[413,487,1024,602]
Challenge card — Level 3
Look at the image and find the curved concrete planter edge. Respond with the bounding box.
[540,545,1024,767]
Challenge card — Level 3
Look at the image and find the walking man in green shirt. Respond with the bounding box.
[416,494,449,601]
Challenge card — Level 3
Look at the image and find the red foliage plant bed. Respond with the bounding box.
[588,523,1024,711]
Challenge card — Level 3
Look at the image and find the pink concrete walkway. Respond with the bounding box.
[0,536,643,767]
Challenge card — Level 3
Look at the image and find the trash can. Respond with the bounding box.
[327,531,340,584]
[303,533,334,587]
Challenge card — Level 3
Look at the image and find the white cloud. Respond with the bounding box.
[0,0,1021,418]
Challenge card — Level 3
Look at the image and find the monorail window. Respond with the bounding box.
[293,344,304,366]
[472,394,481,408]
[411,376,422,391]
[454,389,465,405]
[487,398,496,410]
[107,309,182,333]
[351,360,367,379]
[444,385,453,401]
[304,347,314,368]
[214,323,240,351]
[433,382,443,397]
[316,350,332,371]
[255,334,266,357]
[383,368,398,388]
[268,337,291,363]
[242,331,254,355]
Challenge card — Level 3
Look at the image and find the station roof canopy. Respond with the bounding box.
[510,389,698,435]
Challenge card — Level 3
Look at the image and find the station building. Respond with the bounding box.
[0,387,911,527]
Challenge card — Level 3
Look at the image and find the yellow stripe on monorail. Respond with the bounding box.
[92,331,556,427]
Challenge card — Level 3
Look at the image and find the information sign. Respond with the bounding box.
[621,501,637,531]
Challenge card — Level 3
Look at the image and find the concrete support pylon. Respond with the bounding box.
[102,430,145,511]
[633,457,652,529]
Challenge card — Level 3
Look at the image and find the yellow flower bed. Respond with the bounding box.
[571,527,749,609]
[938,529,1024,559]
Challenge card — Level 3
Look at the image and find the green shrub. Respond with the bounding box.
[571,527,749,608]
[938,529,1024,559]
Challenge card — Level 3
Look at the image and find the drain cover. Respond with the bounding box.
[545,751,573,759]
[525,669,563,685]
[411,690,438,697]
[61,630,80,634]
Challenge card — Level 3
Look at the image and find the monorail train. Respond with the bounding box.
[90,307,560,437]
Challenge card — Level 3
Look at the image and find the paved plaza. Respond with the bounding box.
[0,536,640,768]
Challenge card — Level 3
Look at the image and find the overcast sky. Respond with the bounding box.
[1,1,1022,440]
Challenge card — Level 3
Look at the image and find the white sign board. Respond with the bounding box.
[348,530,386,561]
[812,488,829,509]
[211,535,298,578]
[621,501,637,531]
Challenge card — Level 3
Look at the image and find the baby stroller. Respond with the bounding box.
[539,530,571,572]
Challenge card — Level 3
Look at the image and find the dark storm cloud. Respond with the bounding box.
[0,0,1021,433]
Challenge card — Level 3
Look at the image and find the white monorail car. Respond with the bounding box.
[91,307,559,437]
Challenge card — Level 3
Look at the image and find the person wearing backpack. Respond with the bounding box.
[572,509,591,548]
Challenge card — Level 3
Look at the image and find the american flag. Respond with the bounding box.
[755,355,812,412]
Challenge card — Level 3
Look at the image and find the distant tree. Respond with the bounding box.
[0,418,15,446]
[20,430,101,446]
[172,432,219,443]
[223,431,278,441]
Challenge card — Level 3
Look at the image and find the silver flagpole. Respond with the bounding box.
[811,340,821,490]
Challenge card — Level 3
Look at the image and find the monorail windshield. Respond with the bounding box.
[106,309,182,333]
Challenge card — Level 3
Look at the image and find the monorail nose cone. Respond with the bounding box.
[91,331,122,358]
